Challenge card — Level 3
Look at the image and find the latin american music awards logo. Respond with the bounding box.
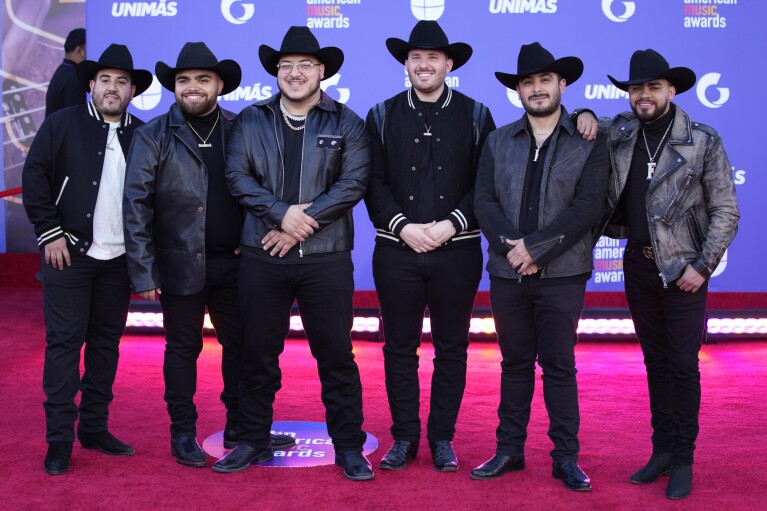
[131,75,163,111]
[602,0,635,22]
[221,0,255,24]
[411,0,445,20]
[202,421,378,467]
[697,72,730,109]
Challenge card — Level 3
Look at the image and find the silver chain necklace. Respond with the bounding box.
[641,120,673,181]
[280,98,306,131]
[188,111,220,148]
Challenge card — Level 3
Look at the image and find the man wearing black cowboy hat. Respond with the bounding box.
[124,42,295,468]
[602,49,738,499]
[23,43,151,474]
[212,27,372,481]
[472,42,609,491]
[363,19,495,473]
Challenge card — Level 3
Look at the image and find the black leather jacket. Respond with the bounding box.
[225,91,370,255]
[604,106,739,281]
[123,103,236,295]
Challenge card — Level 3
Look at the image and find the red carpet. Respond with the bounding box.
[1,288,766,510]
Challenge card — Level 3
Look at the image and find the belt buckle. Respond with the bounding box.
[642,246,655,260]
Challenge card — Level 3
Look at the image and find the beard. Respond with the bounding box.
[521,91,561,118]
[409,67,446,95]
[631,98,670,124]
[279,75,321,105]
[177,93,218,117]
[92,92,126,118]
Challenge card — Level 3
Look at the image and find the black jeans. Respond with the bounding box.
[490,276,586,462]
[159,255,242,438]
[236,254,366,452]
[373,243,482,442]
[41,252,131,443]
[624,248,708,466]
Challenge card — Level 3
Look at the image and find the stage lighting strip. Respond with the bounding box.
[125,313,767,336]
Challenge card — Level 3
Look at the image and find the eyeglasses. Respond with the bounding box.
[277,62,321,73]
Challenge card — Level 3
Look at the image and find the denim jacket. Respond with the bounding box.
[604,105,739,282]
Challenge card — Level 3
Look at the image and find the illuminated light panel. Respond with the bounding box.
[125,312,767,338]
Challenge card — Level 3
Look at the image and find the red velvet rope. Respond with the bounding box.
[0,187,22,198]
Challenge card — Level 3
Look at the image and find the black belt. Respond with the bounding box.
[627,239,655,260]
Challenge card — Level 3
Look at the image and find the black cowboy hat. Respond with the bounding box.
[156,42,242,95]
[608,49,696,94]
[386,20,472,71]
[495,42,583,89]
[76,44,153,96]
[259,26,344,79]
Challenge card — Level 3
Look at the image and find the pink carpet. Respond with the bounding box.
[1,288,766,510]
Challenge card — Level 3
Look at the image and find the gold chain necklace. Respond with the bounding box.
[187,111,220,148]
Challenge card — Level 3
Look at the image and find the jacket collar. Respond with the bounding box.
[407,85,453,110]
[613,103,692,146]
[257,90,337,113]
[86,99,133,127]
[168,102,235,127]
[508,105,574,138]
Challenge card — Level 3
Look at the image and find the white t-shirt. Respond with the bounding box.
[87,121,126,260]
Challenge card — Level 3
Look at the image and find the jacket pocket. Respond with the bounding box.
[685,210,704,253]
[662,170,696,224]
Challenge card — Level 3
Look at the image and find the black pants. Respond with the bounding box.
[490,276,586,462]
[624,248,707,466]
[41,252,131,443]
[373,244,482,442]
[159,256,242,438]
[236,254,366,452]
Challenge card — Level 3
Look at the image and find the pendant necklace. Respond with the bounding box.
[642,121,673,181]
[106,128,119,151]
[188,111,220,148]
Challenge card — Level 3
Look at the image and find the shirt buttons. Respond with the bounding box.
[86,213,91,218]
[414,138,419,143]
[418,112,422,117]
[436,138,440,142]
[439,195,444,199]
[197,206,204,213]
[196,253,203,259]
[84,242,89,246]
[409,196,414,200]
[411,166,416,171]
[98,151,103,156]
[80,248,85,252]
[437,166,442,170]
[92,181,98,186]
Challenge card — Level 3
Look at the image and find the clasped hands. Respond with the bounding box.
[399,220,456,253]
[261,203,318,257]
[506,238,539,276]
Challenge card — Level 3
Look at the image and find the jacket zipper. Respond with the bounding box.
[267,104,289,254]
[517,235,564,281]
[298,109,307,257]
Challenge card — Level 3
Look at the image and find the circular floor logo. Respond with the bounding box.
[202,421,378,467]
